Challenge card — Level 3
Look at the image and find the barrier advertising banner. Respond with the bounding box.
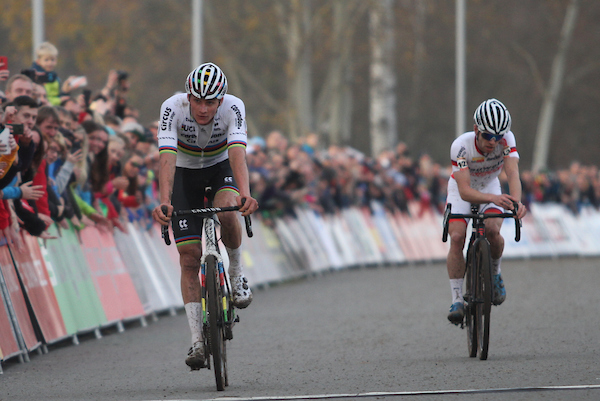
[40,224,107,335]
[79,227,145,323]
[3,200,600,373]
[241,218,288,286]
[9,233,67,343]
[0,245,40,351]
[0,265,21,361]
[114,222,181,313]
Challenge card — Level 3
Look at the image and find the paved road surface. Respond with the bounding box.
[2,257,600,401]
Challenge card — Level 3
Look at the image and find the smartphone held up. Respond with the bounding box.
[0,123,20,155]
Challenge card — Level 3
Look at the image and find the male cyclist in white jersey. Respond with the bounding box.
[445,98,527,325]
[152,62,259,369]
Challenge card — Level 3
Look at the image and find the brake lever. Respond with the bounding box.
[161,205,171,246]
[512,201,521,242]
[241,198,253,238]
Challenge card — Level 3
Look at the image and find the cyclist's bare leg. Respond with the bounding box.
[447,220,467,322]
[485,217,504,260]
[485,216,507,305]
[213,189,242,249]
[178,242,206,367]
[178,243,203,303]
[447,220,467,279]
[214,188,253,308]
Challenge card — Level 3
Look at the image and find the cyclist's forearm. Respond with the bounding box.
[507,177,522,202]
[504,163,522,202]
[228,147,251,197]
[458,186,495,204]
[158,152,177,204]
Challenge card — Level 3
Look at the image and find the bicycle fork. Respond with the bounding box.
[462,232,481,329]
[200,247,237,340]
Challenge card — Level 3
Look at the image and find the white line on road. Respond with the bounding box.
[146,383,600,401]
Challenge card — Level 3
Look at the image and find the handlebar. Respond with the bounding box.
[442,202,521,243]
[161,201,254,246]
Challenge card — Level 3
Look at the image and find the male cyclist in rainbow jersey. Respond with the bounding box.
[152,62,259,369]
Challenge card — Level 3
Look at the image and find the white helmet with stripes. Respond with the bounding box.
[474,98,511,136]
[185,62,228,100]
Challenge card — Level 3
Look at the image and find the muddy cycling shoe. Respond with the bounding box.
[447,302,465,325]
[230,275,253,309]
[492,274,506,306]
[185,342,206,370]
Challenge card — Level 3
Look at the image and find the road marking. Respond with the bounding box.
[146,384,600,401]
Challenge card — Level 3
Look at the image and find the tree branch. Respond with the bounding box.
[511,41,546,95]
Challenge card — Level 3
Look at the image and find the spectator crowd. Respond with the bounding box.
[0,42,159,249]
[1,42,599,248]
[246,132,600,225]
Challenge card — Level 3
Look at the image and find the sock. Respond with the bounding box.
[450,278,464,304]
[226,246,243,277]
[492,258,502,276]
[184,302,203,345]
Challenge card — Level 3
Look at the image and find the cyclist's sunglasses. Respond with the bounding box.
[480,131,504,142]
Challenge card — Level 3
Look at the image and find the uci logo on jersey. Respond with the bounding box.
[181,124,196,133]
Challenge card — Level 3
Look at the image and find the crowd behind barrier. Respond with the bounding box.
[2,45,600,370]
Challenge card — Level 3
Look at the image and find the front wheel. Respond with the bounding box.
[206,256,227,390]
[465,246,477,358]
[475,240,492,360]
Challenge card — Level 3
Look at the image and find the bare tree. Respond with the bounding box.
[405,0,427,148]
[315,1,367,146]
[275,0,314,141]
[532,0,580,172]
[369,0,397,157]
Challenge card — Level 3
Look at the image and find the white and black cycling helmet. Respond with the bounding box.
[185,62,228,100]
[474,98,511,136]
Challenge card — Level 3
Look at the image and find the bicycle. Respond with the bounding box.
[442,202,521,360]
[161,192,253,391]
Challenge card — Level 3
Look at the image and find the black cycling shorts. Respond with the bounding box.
[171,160,239,247]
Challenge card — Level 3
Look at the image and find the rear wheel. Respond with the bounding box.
[476,240,492,360]
[464,247,477,358]
[206,256,227,391]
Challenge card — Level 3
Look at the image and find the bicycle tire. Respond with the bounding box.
[475,239,492,360]
[464,244,477,358]
[206,256,227,391]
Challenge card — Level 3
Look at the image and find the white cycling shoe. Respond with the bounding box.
[230,275,253,309]
[185,341,206,370]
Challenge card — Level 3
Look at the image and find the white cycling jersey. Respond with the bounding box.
[449,131,519,191]
[157,93,247,169]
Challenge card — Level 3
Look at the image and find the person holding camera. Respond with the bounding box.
[100,69,130,120]
[0,96,42,190]
[0,96,48,245]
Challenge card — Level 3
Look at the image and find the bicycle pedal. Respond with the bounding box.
[234,315,240,323]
